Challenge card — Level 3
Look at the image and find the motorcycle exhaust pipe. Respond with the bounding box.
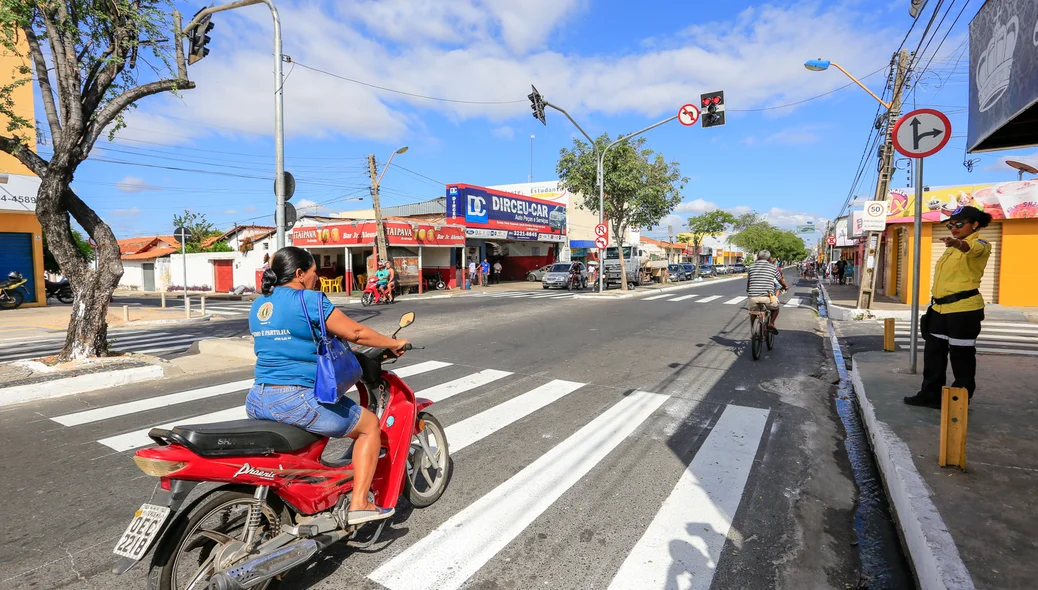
[206,531,347,590]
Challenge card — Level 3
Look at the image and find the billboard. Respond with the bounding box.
[968,0,1038,152]
[487,180,569,205]
[885,181,1038,223]
[0,173,41,212]
[446,184,567,241]
[292,221,465,247]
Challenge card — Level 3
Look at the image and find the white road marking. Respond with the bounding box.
[445,380,585,453]
[724,296,747,305]
[643,294,674,300]
[52,379,255,427]
[667,294,699,302]
[785,298,802,307]
[416,369,512,402]
[695,295,722,303]
[368,389,669,590]
[609,404,770,590]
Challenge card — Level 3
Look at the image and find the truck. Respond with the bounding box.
[601,245,649,289]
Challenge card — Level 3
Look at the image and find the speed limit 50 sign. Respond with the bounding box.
[861,201,887,231]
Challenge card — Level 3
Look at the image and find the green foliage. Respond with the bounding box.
[728,213,809,262]
[556,133,686,249]
[684,210,736,255]
[42,229,93,272]
[173,210,224,252]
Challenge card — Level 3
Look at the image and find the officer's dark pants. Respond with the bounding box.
[920,307,984,400]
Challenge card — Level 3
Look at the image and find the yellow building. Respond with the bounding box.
[881,183,1038,308]
[1,36,45,307]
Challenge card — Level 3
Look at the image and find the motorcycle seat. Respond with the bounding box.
[170,419,322,457]
[0,279,14,289]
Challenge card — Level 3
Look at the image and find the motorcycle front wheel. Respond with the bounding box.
[361,292,374,307]
[0,290,23,310]
[56,290,74,304]
[148,489,289,590]
[405,413,450,508]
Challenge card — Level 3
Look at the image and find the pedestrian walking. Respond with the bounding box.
[481,259,490,287]
[492,260,502,285]
[835,259,846,285]
[905,206,993,409]
[468,259,477,289]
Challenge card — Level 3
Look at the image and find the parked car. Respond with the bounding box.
[542,262,588,290]
[526,264,553,282]
[731,263,746,274]
[680,263,696,280]
[715,264,729,275]
[666,264,685,282]
[698,264,715,277]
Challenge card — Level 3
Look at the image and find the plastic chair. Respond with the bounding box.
[319,277,334,292]
[331,277,344,292]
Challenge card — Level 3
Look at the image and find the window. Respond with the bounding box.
[263,242,269,250]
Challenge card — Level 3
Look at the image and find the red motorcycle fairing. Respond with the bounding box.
[136,370,420,516]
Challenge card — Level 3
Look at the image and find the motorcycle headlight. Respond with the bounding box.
[133,456,187,477]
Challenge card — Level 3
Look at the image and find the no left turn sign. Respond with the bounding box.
[595,236,608,249]
[678,104,700,127]
[892,108,951,158]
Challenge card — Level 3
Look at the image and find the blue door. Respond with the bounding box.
[0,232,37,303]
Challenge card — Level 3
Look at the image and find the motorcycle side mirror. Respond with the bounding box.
[399,312,415,328]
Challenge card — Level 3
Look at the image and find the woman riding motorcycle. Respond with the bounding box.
[247,247,409,524]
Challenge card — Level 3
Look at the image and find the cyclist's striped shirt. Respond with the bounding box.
[747,260,781,296]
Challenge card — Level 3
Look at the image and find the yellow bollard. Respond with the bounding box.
[939,386,969,470]
[883,318,896,351]
[123,305,129,322]
[161,291,166,308]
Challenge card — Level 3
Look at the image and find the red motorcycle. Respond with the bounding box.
[111,312,450,589]
[360,276,392,307]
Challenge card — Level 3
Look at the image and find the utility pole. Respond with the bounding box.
[857,49,910,310]
[367,155,389,262]
[668,225,675,263]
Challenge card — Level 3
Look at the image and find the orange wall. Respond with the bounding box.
[884,230,897,298]
[999,219,1038,307]
[0,36,36,175]
[0,211,46,306]
[894,223,933,306]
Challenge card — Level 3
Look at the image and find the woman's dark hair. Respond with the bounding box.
[973,210,993,229]
[261,246,315,295]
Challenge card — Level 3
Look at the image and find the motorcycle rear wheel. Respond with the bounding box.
[435,281,446,291]
[56,290,74,304]
[405,413,450,508]
[148,489,289,590]
[0,290,23,310]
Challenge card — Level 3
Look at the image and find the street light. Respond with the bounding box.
[1005,159,1038,181]
[804,59,891,109]
[372,146,408,261]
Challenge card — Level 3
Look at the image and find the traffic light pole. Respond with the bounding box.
[184,0,287,249]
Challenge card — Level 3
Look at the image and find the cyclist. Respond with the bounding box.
[747,250,788,334]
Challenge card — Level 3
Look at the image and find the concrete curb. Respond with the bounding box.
[191,338,256,361]
[129,316,213,326]
[0,364,165,407]
[850,358,975,590]
[817,281,1029,322]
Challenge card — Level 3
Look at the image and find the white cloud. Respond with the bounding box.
[111,207,141,216]
[294,198,336,217]
[648,213,687,234]
[113,1,896,145]
[114,176,162,193]
[728,205,754,215]
[743,126,823,146]
[492,126,515,140]
[984,152,1038,173]
[243,205,258,213]
[675,198,718,213]
[762,207,828,230]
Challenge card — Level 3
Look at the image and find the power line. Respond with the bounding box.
[291,61,527,105]
[389,162,445,186]
[728,66,888,112]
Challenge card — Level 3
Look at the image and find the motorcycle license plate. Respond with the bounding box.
[113,503,171,560]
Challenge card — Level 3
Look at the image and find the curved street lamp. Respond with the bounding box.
[804,59,891,109]
[373,146,408,261]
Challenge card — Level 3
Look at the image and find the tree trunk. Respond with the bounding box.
[35,170,123,360]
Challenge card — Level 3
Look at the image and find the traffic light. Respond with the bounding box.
[528,85,547,125]
[188,10,214,65]
[700,90,725,128]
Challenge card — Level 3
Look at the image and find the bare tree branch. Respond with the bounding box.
[84,76,194,154]
[0,135,48,176]
[21,26,62,144]
[40,9,78,131]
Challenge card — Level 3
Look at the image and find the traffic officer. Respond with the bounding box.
[904,205,993,408]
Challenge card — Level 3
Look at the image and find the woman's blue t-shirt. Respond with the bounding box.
[250,287,335,386]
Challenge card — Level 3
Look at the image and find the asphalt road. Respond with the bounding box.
[0,272,909,589]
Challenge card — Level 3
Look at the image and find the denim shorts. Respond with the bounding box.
[245,384,362,438]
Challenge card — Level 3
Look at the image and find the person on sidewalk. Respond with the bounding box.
[905,206,993,409]
[492,260,502,285]
[835,259,846,285]
[247,247,408,525]
[468,259,477,288]
[481,259,490,287]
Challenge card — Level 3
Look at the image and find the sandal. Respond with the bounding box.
[347,506,395,525]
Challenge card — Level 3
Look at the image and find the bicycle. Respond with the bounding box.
[748,295,780,360]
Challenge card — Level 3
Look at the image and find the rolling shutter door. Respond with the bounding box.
[896,228,906,297]
[0,232,37,303]
[930,221,1001,304]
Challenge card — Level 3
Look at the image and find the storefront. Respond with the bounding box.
[446,184,566,281]
[291,220,466,293]
[880,182,1038,307]
[0,174,46,307]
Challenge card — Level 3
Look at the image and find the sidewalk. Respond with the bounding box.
[851,351,1036,590]
[0,304,210,335]
[113,289,255,301]
[820,281,1036,322]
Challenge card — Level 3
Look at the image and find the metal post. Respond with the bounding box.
[201,295,207,316]
[529,135,534,183]
[161,291,166,308]
[909,157,924,373]
[181,239,188,306]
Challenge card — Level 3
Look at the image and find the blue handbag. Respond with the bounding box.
[299,290,363,403]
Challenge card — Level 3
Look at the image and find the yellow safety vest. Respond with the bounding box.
[931,231,991,314]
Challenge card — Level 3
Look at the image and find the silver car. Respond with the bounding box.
[526,264,553,282]
[542,262,588,290]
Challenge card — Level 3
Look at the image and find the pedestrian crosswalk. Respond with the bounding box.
[472,290,576,300]
[198,301,255,316]
[895,320,1038,357]
[640,292,809,308]
[43,357,771,590]
[0,329,209,362]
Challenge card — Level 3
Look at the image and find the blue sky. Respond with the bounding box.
[40,0,1038,241]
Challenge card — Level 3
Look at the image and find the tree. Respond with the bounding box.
[727,212,809,262]
[43,229,93,273]
[556,134,686,290]
[683,210,736,262]
[172,210,225,253]
[0,1,194,359]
